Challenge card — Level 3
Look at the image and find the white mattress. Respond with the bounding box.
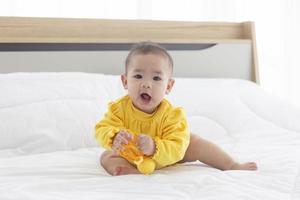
[1,72,300,199]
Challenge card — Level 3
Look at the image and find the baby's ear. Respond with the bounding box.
[121,74,128,89]
[166,78,175,94]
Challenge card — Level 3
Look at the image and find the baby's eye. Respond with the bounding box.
[133,74,142,79]
[153,76,162,81]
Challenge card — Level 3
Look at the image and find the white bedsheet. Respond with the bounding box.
[1,72,300,199]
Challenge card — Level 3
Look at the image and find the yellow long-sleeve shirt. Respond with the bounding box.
[94,95,190,169]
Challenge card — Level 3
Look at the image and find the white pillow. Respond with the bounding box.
[0,72,125,155]
[1,72,300,156]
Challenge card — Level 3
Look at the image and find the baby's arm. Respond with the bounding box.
[151,108,190,167]
[94,102,125,149]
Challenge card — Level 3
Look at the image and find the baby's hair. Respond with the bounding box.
[125,41,173,74]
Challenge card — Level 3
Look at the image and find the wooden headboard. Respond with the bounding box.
[0,17,259,83]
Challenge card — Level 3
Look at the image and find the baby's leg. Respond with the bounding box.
[100,150,140,176]
[181,134,257,170]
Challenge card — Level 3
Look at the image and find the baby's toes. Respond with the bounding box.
[247,162,258,170]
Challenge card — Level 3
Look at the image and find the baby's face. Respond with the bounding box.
[122,53,174,114]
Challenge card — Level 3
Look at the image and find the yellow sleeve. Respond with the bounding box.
[94,102,124,149]
[152,108,190,168]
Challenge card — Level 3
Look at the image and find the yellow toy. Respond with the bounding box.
[118,134,156,175]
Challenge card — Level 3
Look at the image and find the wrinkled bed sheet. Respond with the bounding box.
[0,73,300,200]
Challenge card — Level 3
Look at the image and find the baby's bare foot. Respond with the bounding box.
[230,162,257,170]
[113,166,140,176]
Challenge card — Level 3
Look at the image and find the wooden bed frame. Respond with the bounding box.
[0,17,259,83]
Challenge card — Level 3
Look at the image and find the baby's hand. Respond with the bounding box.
[137,134,156,156]
[112,130,133,152]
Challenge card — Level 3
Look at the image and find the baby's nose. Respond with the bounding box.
[141,81,151,88]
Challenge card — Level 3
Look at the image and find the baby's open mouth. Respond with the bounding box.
[140,93,151,101]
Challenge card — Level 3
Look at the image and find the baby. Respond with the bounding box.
[95,41,257,176]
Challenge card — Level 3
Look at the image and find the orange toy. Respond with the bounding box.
[118,135,156,175]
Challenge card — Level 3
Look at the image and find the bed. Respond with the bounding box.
[1,17,300,199]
